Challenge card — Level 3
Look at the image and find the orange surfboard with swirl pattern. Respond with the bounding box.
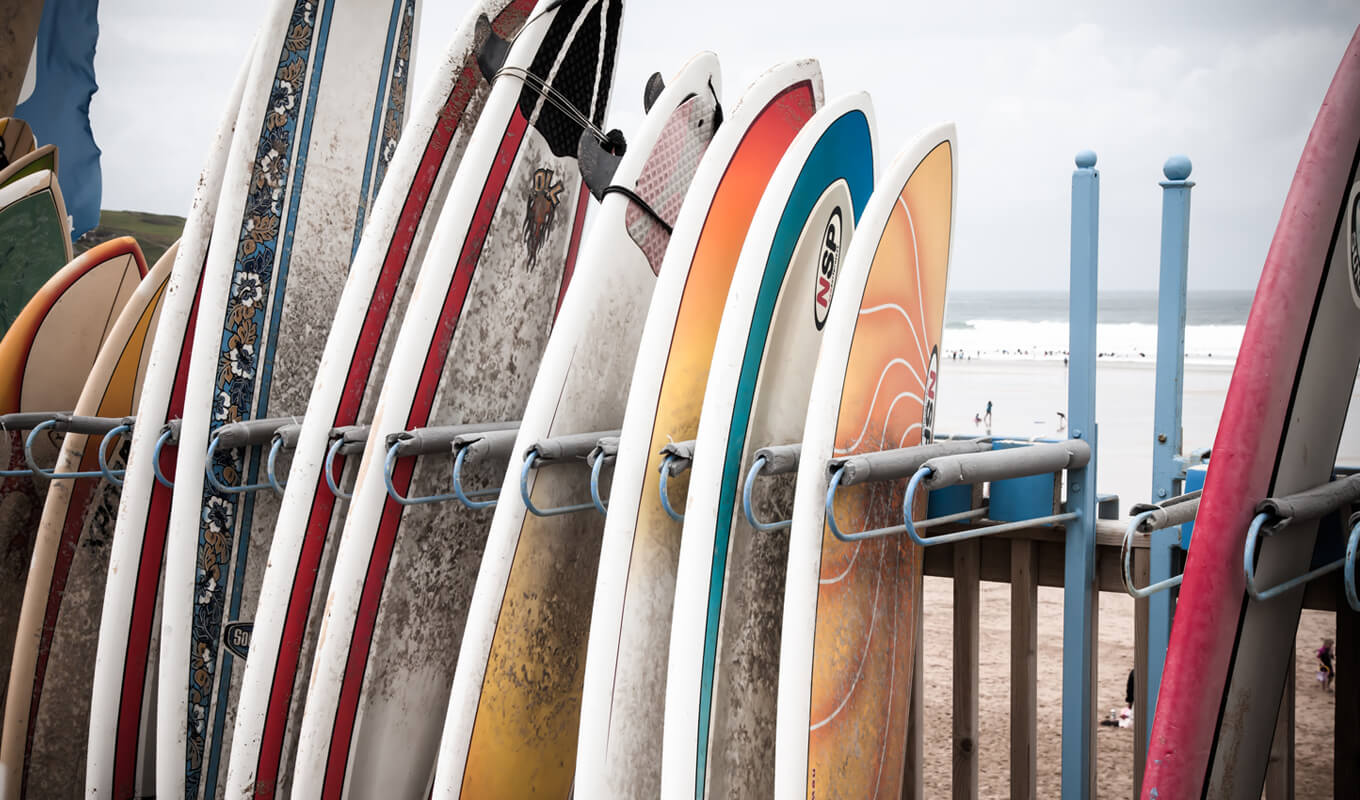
[775,125,955,799]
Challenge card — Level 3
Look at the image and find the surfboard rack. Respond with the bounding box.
[323,425,369,500]
[204,416,302,495]
[1120,490,1201,598]
[520,429,621,517]
[658,439,695,522]
[1243,473,1360,602]
[18,413,133,480]
[382,421,520,506]
[587,436,619,514]
[451,426,519,509]
[900,440,1090,547]
[151,420,181,487]
[98,420,135,487]
[265,422,303,493]
[0,412,72,476]
[741,444,801,532]
[822,439,993,542]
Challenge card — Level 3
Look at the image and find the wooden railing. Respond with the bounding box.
[897,519,1358,800]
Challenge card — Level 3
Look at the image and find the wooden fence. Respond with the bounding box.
[896,517,1359,799]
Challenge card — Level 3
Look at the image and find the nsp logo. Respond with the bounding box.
[814,206,843,329]
[921,346,939,444]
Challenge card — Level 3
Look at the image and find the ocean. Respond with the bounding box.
[942,290,1254,363]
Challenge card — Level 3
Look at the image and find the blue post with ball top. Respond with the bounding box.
[1062,149,1099,799]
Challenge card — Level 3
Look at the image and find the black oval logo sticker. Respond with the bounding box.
[223,621,253,661]
[814,207,843,329]
[921,346,940,444]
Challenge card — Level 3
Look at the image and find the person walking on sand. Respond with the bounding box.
[984,400,993,430]
[1317,638,1335,691]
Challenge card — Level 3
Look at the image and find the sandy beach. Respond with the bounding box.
[912,357,1360,797]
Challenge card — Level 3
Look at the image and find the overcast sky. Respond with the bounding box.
[90,1,1358,291]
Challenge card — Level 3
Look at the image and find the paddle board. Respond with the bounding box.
[0,236,145,734]
[0,119,35,169]
[0,144,55,190]
[85,43,252,800]
[659,94,876,799]
[572,59,823,799]
[0,169,71,334]
[1142,26,1360,800]
[156,0,418,796]
[774,125,955,798]
[225,2,538,795]
[1,239,170,799]
[431,50,720,798]
[290,1,621,794]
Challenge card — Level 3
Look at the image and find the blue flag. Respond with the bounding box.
[16,0,101,240]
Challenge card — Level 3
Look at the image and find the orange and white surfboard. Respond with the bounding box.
[775,124,955,800]
[0,236,147,739]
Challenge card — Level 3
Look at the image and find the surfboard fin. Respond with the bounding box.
[578,128,625,200]
[643,72,665,113]
[475,14,511,83]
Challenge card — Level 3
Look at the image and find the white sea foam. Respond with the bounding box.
[940,319,1244,364]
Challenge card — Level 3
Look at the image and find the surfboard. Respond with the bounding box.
[155,0,417,796]
[85,42,252,800]
[0,144,55,190]
[572,60,823,799]
[0,239,170,799]
[290,2,621,795]
[774,125,955,798]
[430,51,720,799]
[659,94,876,799]
[0,119,36,169]
[225,2,538,795]
[1142,26,1360,800]
[0,236,145,733]
[0,169,71,334]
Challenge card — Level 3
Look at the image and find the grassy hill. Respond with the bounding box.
[75,209,186,267]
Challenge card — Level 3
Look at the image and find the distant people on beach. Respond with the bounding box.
[984,400,992,429]
[1317,638,1335,691]
[1101,669,1136,730]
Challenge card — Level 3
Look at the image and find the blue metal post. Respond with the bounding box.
[1063,150,1099,799]
[1145,155,1193,750]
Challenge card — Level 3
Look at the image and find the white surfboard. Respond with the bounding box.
[659,94,877,799]
[572,59,824,799]
[290,2,621,795]
[85,46,252,800]
[155,1,418,796]
[775,125,956,798]
[224,3,538,795]
[0,239,173,799]
[430,51,721,799]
